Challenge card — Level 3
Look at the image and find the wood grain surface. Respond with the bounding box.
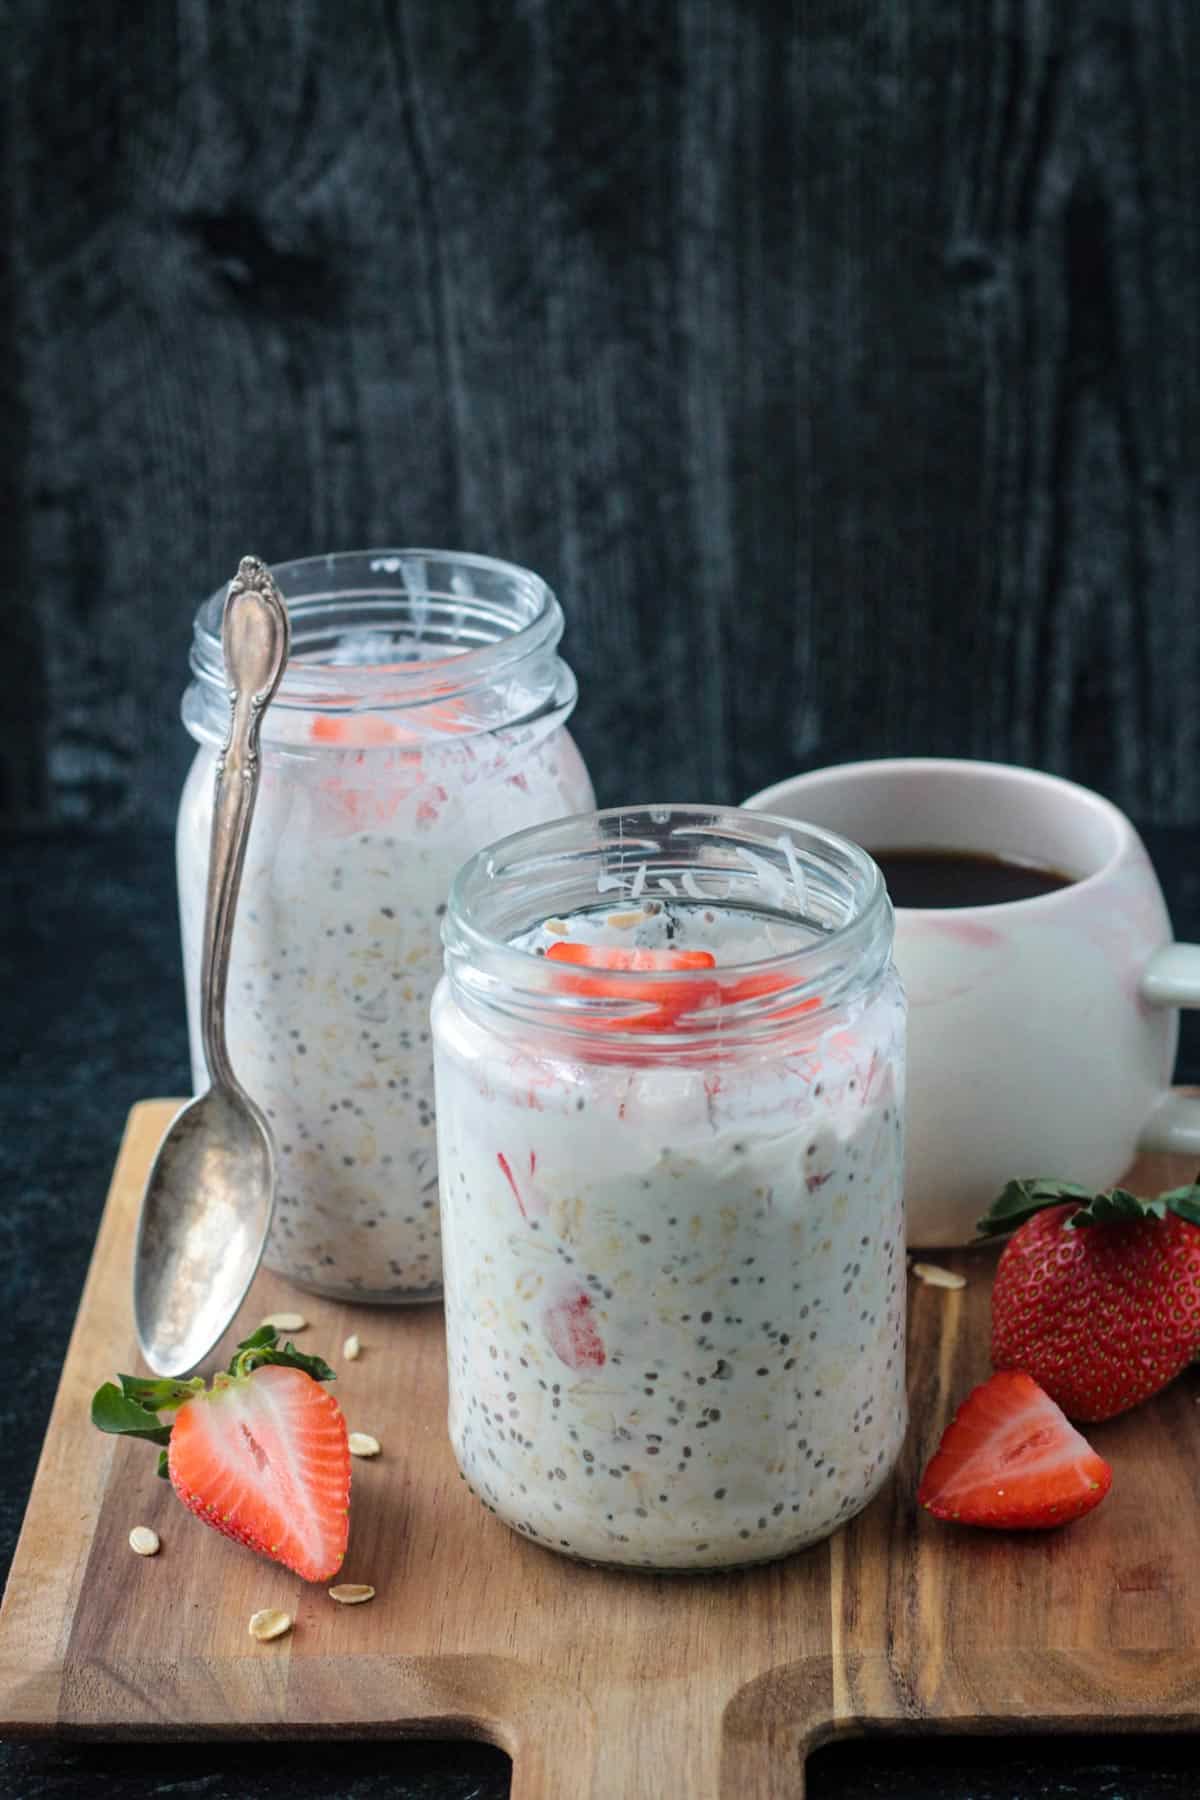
[1,1100,1199,1797]
[5,3,1200,830]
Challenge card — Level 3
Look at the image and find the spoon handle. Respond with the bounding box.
[199,556,291,1092]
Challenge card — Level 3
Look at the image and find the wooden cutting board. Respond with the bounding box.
[2,1101,1199,1797]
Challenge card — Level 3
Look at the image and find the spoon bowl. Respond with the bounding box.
[134,1089,274,1377]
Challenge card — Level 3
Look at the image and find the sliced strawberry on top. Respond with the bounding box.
[917,1369,1112,1531]
[91,1325,352,1583]
[309,656,469,748]
[545,941,716,1028]
[311,712,413,747]
[169,1362,351,1582]
[719,967,822,1020]
[545,941,820,1030]
[545,942,717,977]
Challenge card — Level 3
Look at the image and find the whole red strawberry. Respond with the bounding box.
[980,1178,1200,1422]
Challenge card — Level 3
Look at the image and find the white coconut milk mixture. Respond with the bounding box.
[177,723,593,1301]
[433,898,907,1568]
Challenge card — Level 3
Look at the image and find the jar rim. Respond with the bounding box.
[442,804,894,1049]
[189,547,564,716]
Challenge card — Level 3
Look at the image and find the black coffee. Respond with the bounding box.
[870,847,1075,909]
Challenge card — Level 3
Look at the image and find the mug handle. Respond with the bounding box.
[1138,944,1200,1154]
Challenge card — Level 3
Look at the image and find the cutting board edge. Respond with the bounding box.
[0,1102,178,1734]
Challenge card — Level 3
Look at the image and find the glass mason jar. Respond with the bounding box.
[177,550,594,1303]
[432,805,907,1571]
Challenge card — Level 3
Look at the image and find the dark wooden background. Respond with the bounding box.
[5,0,1200,832]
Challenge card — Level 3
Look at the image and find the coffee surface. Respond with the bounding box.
[871,847,1074,909]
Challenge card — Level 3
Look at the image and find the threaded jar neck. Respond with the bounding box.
[183,549,575,750]
[443,804,895,1057]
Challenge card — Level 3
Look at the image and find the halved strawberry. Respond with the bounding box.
[92,1326,351,1582]
[168,1363,350,1582]
[917,1369,1112,1530]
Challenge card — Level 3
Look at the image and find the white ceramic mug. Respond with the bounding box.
[744,758,1200,1246]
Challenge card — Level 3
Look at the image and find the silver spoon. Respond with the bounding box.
[134,556,291,1376]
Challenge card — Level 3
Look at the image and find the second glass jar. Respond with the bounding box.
[432,805,907,1571]
[177,550,594,1302]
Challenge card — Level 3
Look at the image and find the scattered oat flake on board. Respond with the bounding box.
[343,1334,361,1361]
[912,1262,967,1290]
[349,1432,381,1457]
[128,1526,160,1556]
[329,1584,375,1604]
[248,1609,293,1642]
[260,1311,307,1332]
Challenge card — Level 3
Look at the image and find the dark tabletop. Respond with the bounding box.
[3,827,1199,1800]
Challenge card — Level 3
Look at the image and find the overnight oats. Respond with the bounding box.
[432,806,907,1570]
[177,551,594,1302]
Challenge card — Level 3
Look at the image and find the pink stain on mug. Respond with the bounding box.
[923,917,1005,949]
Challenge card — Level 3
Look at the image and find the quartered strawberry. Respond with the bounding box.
[917,1369,1112,1530]
[980,1177,1200,1421]
[92,1325,351,1582]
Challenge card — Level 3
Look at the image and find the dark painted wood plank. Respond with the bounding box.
[4,1,1200,829]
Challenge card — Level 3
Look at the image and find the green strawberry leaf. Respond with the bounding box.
[1068,1189,1166,1228]
[229,1325,335,1384]
[157,1449,169,1480]
[117,1373,204,1411]
[1072,1195,1165,1224]
[1157,1184,1200,1228]
[977,1179,1097,1237]
[245,1340,337,1381]
[226,1325,276,1363]
[980,1176,1200,1237]
[91,1382,173,1445]
[93,1329,336,1464]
